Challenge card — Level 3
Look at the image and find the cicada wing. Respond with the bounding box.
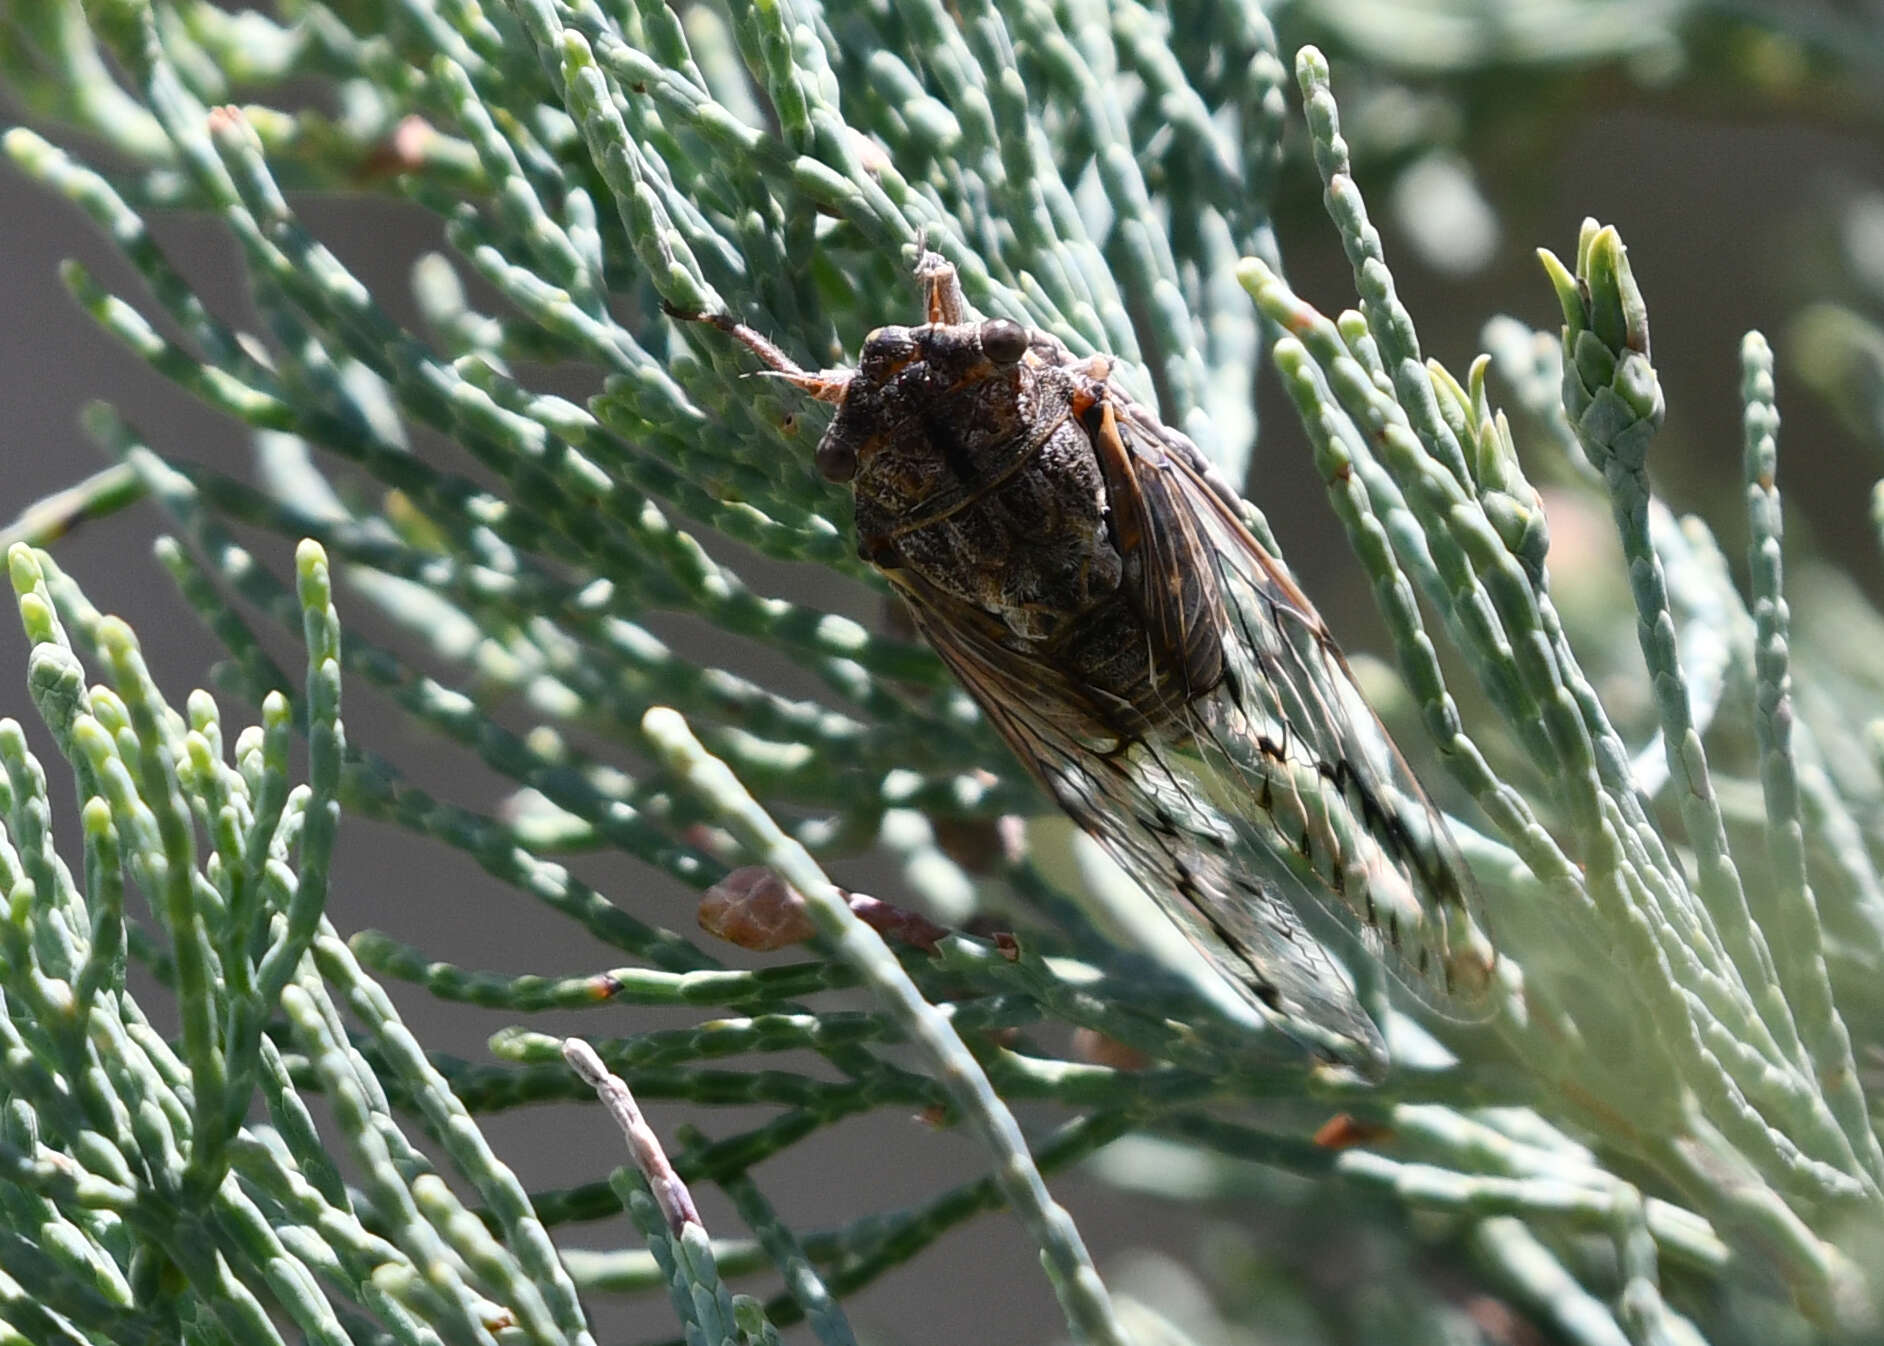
[885,567,1390,1078]
[1103,396,1497,1017]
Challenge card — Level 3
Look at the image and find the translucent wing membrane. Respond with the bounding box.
[888,570,1392,1075]
[885,372,1494,1078]
[1109,394,1496,1012]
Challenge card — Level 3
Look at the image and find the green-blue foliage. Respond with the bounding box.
[5,1,1884,1342]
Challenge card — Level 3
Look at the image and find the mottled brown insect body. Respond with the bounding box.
[840,323,1114,638]
[826,312,1220,739]
[676,250,1496,1078]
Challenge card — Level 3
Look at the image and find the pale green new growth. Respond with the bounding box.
[4,1,1884,1343]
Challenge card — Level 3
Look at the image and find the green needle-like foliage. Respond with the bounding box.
[5,2,1884,1343]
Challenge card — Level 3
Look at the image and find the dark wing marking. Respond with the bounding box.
[883,564,1390,1078]
[1101,393,1496,1017]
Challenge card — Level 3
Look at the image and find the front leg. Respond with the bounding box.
[661,302,852,404]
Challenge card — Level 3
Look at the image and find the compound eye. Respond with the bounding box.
[816,434,858,483]
[979,318,1029,366]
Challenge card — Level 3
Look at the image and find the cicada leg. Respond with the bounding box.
[661,302,851,404]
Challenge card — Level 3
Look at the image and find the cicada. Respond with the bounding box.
[678,250,1495,1077]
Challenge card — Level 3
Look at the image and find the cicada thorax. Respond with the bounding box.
[823,318,1229,744]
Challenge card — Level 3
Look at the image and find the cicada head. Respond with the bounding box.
[814,315,1047,492]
